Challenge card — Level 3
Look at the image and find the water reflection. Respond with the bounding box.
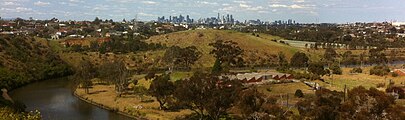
[10,77,132,120]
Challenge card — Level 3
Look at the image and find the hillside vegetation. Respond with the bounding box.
[147,30,320,67]
[0,36,71,90]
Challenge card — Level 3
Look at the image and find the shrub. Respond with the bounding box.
[392,72,399,77]
[386,86,405,99]
[295,89,304,98]
[330,63,342,75]
[370,66,390,76]
[376,83,386,88]
[350,67,363,73]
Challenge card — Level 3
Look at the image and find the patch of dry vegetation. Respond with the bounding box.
[147,30,320,67]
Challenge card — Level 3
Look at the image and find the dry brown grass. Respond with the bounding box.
[320,67,405,92]
[76,84,192,120]
[147,30,320,67]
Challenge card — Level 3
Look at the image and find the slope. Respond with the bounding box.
[147,29,320,67]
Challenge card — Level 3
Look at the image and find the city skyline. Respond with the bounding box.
[1,0,405,23]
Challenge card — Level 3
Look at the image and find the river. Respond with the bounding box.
[10,77,133,120]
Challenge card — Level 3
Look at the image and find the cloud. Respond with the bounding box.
[233,1,249,4]
[197,1,218,5]
[34,1,50,6]
[270,4,288,8]
[239,3,250,8]
[138,12,156,17]
[92,5,110,12]
[269,4,315,9]
[294,0,305,3]
[69,0,83,3]
[15,7,33,12]
[142,1,158,5]
[290,4,304,9]
[2,1,20,6]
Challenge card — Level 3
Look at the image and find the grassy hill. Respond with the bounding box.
[0,36,72,90]
[147,29,320,67]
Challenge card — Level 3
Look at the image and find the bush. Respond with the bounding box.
[266,88,272,92]
[370,66,390,76]
[392,72,399,77]
[376,83,386,88]
[386,86,405,99]
[295,89,304,98]
[330,63,342,75]
[350,67,363,73]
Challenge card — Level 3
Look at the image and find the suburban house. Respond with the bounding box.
[393,69,405,76]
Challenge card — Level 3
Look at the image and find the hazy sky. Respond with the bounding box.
[1,0,404,23]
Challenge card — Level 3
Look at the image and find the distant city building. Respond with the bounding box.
[157,13,236,25]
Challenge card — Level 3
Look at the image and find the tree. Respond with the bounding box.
[93,17,102,25]
[211,59,222,74]
[329,62,342,75]
[74,60,97,94]
[297,86,405,120]
[236,87,266,117]
[278,52,288,67]
[163,46,202,70]
[342,51,356,65]
[290,52,309,68]
[369,65,390,76]
[340,87,396,119]
[296,88,344,120]
[173,72,242,119]
[308,62,327,77]
[209,40,244,72]
[295,89,304,98]
[324,48,337,62]
[369,48,387,65]
[149,74,175,110]
[98,60,129,94]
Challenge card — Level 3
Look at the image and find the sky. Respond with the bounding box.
[0,0,404,23]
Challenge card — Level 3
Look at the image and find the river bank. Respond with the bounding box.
[10,77,132,120]
[73,91,142,120]
[74,84,192,120]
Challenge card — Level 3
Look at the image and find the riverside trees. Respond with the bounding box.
[98,60,129,95]
[148,74,175,110]
[74,60,97,94]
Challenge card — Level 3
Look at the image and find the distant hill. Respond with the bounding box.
[147,30,320,67]
[0,36,71,89]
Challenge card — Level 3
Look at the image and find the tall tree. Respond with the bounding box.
[211,59,222,74]
[236,87,266,117]
[98,60,129,94]
[74,60,97,94]
[329,62,342,75]
[149,74,175,110]
[209,40,243,72]
[163,46,202,70]
[290,52,309,68]
[324,48,338,62]
[277,52,289,71]
[308,62,327,76]
[174,72,242,119]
